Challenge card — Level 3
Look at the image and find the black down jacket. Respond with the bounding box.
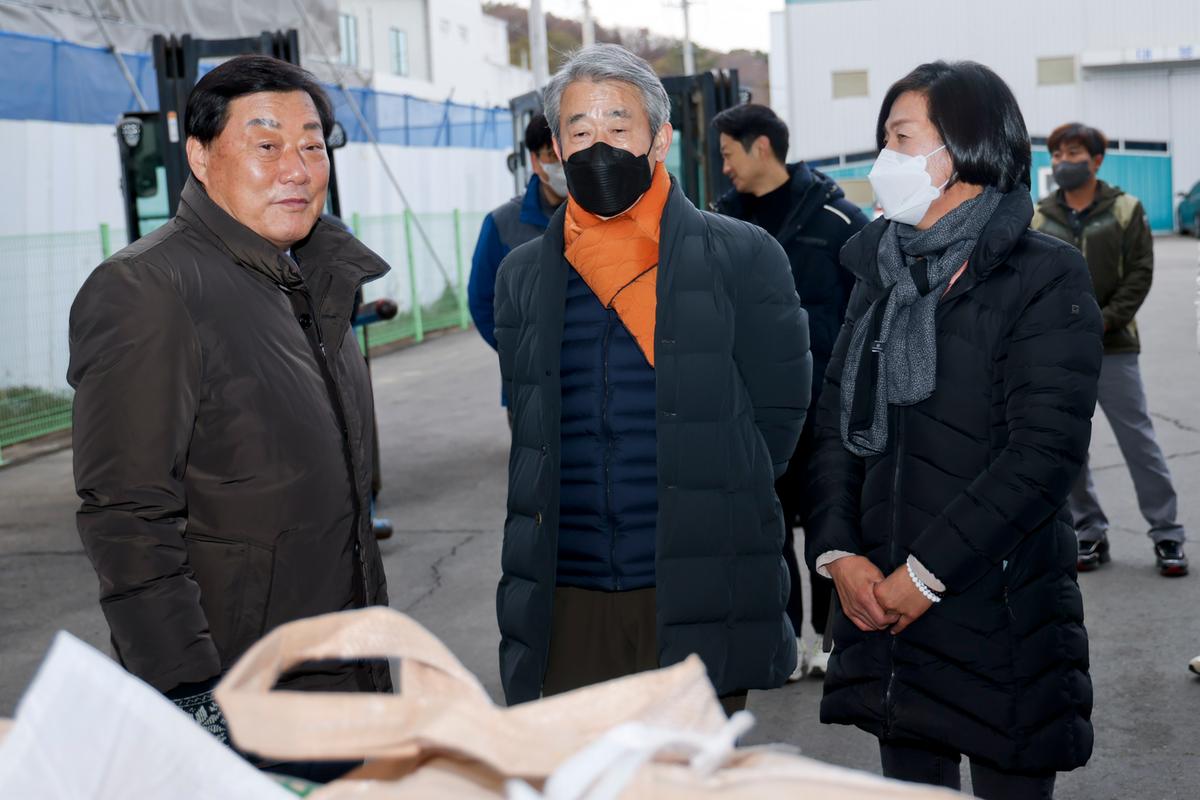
[804,190,1101,773]
[714,162,867,394]
[69,178,391,695]
[494,178,812,704]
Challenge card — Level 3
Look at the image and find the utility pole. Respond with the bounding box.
[528,0,551,88]
[681,0,695,75]
[581,0,596,48]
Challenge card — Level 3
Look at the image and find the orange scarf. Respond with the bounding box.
[563,161,670,367]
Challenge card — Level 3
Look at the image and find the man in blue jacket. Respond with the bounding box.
[468,113,566,354]
[713,103,868,681]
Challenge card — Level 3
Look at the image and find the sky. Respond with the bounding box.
[509,0,787,53]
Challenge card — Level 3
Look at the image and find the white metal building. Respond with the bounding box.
[336,0,533,106]
[769,0,1200,229]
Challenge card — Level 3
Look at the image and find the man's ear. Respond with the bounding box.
[651,123,673,163]
[529,148,547,181]
[185,137,209,183]
[552,136,563,163]
[1092,153,1104,173]
[755,135,771,160]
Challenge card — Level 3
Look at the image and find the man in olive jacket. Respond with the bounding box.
[494,45,811,710]
[68,56,392,748]
[1033,121,1187,576]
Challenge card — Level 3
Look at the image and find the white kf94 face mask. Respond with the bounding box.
[867,145,949,225]
[540,160,569,197]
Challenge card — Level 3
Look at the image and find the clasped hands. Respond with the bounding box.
[826,555,933,635]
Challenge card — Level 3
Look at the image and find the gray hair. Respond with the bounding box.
[542,44,670,141]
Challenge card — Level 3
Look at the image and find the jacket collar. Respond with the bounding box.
[714,160,829,216]
[1036,179,1121,225]
[543,174,696,262]
[520,174,556,228]
[842,188,1033,293]
[536,175,695,371]
[176,177,389,289]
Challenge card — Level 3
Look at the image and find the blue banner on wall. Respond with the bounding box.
[0,30,511,150]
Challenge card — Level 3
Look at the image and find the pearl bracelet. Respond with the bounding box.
[907,562,943,604]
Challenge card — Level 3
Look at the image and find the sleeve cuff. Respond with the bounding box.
[815,550,856,579]
[907,555,946,594]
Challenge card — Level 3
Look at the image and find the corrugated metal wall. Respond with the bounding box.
[771,0,1200,229]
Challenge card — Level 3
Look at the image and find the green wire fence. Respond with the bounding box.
[0,210,489,461]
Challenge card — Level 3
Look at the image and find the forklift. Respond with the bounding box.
[506,69,743,210]
[114,29,397,539]
[114,30,351,239]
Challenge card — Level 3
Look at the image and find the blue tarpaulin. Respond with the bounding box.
[0,29,510,149]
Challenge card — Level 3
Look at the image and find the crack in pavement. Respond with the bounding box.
[1091,449,1200,472]
[1149,412,1200,435]
[388,528,498,535]
[400,532,480,613]
[1,550,86,558]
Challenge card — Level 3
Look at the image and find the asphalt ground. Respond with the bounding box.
[2,236,1198,798]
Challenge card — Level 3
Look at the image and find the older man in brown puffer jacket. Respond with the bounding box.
[68,56,391,776]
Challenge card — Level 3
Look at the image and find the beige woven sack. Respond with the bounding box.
[215,607,957,800]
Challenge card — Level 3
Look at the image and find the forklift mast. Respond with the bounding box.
[116,29,344,243]
[505,69,741,211]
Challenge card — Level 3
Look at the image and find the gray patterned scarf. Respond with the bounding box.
[840,187,1002,456]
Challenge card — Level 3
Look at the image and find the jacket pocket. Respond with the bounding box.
[184,532,276,666]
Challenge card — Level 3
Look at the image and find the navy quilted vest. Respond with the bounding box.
[557,266,657,591]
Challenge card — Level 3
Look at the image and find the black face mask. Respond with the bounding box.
[563,140,654,217]
[1053,159,1093,191]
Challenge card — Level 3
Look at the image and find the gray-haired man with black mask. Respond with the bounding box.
[493,44,812,713]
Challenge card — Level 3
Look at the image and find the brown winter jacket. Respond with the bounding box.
[68,177,391,695]
[1032,180,1153,354]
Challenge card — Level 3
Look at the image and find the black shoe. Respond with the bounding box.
[373,517,394,541]
[1154,540,1188,577]
[1077,536,1110,572]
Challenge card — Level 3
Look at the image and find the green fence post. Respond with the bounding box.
[404,209,424,343]
[99,223,112,259]
[453,208,468,329]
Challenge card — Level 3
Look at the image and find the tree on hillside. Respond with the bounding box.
[482,1,768,104]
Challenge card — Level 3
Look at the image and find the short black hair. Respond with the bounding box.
[876,61,1031,192]
[1047,122,1107,158]
[185,54,334,145]
[711,103,789,163]
[524,113,553,154]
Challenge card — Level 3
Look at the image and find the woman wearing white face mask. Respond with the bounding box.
[803,61,1103,798]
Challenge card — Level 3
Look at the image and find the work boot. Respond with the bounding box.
[373,517,394,541]
[1154,540,1188,577]
[1077,535,1110,572]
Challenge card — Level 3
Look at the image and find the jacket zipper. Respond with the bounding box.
[296,287,371,607]
[884,405,904,739]
[602,309,620,591]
